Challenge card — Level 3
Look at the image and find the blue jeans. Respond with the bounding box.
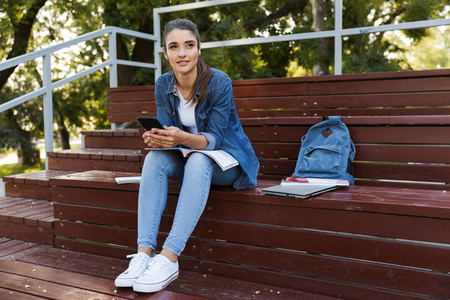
[137,150,241,256]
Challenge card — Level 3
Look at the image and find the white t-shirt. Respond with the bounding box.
[177,88,198,134]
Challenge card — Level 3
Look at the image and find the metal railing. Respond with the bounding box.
[0,26,157,169]
[153,0,450,77]
[1,0,449,170]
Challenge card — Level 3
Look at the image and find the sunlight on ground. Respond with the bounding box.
[0,138,82,197]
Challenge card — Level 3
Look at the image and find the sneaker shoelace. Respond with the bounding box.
[142,255,167,279]
[124,253,148,275]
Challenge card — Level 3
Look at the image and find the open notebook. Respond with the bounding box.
[261,184,339,199]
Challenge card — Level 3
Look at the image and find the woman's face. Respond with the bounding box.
[164,28,201,77]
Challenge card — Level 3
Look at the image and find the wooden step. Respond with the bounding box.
[0,258,204,299]
[2,170,74,200]
[0,238,40,259]
[0,243,329,299]
[48,170,450,298]
[83,129,141,150]
[47,148,144,173]
[0,198,54,245]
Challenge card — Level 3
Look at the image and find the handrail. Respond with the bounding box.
[0,26,157,169]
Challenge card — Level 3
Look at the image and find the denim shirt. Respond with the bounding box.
[154,68,259,189]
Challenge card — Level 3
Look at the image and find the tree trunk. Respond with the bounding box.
[5,110,40,166]
[0,0,47,89]
[117,35,136,87]
[56,114,71,149]
[116,22,155,86]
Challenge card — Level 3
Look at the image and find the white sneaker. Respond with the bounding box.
[115,252,152,287]
[133,254,179,293]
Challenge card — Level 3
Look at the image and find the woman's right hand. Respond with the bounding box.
[142,130,162,148]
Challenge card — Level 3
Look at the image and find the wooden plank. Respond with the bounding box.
[0,287,44,300]
[356,179,450,191]
[52,204,450,273]
[48,238,431,299]
[355,162,450,183]
[108,90,155,102]
[81,129,140,137]
[0,197,30,208]
[54,221,136,247]
[253,143,450,164]
[0,199,49,222]
[355,144,450,164]
[53,186,138,209]
[50,170,141,191]
[55,238,133,259]
[0,267,128,299]
[54,203,136,228]
[23,210,54,228]
[0,221,54,246]
[109,101,156,113]
[243,125,450,144]
[309,76,450,95]
[233,82,308,97]
[109,112,156,123]
[207,185,450,218]
[256,157,450,185]
[0,240,39,259]
[241,115,450,126]
[50,171,450,218]
[181,238,450,298]
[237,107,450,118]
[48,157,141,173]
[107,85,155,93]
[13,247,320,300]
[10,206,53,224]
[180,257,428,300]
[235,92,450,109]
[83,136,141,149]
[252,142,301,158]
[4,184,52,201]
[231,68,450,84]
[188,219,450,272]
[258,158,295,175]
[2,170,74,186]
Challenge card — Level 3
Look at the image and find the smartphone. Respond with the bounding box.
[137,117,164,131]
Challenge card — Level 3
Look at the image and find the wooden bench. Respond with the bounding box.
[5,68,450,298]
[107,68,450,189]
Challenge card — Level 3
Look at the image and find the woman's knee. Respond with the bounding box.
[185,152,214,170]
[143,151,176,173]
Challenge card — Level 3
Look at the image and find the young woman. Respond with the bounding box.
[114,19,259,293]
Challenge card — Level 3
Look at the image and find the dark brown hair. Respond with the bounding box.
[163,19,212,105]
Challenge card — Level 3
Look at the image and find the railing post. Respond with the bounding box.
[334,0,343,75]
[42,54,54,170]
[109,29,118,130]
[153,10,162,80]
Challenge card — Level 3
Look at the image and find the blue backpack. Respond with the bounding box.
[292,116,356,185]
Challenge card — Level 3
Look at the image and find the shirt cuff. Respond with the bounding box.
[200,132,216,150]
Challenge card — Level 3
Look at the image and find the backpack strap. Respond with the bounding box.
[322,116,341,121]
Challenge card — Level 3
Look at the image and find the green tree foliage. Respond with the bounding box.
[0,0,46,164]
[0,0,108,164]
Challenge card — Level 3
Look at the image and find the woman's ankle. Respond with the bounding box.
[161,248,178,263]
[138,246,155,257]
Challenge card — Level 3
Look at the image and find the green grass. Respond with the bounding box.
[0,141,81,178]
[0,159,45,178]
